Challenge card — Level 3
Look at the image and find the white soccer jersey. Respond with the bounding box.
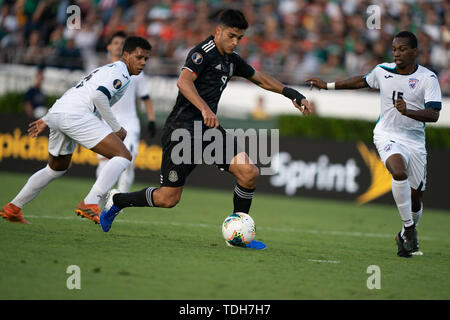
[365,62,442,147]
[50,61,131,115]
[110,71,150,131]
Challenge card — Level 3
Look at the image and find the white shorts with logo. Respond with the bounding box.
[47,112,112,156]
[374,135,427,191]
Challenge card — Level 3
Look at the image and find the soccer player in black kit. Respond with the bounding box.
[100,9,312,249]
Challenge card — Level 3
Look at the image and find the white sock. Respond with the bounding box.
[11,164,66,208]
[96,158,108,179]
[391,179,413,228]
[412,203,423,227]
[117,161,134,193]
[84,156,130,205]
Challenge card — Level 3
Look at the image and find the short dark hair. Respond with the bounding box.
[107,31,127,45]
[394,31,418,49]
[218,9,248,30]
[122,36,152,54]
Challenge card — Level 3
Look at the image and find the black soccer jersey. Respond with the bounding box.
[164,35,255,131]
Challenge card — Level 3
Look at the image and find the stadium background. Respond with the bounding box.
[0,0,450,303]
[0,0,449,209]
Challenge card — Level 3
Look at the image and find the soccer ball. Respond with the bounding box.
[222,212,256,246]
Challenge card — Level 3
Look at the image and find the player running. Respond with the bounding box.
[100,9,312,249]
[0,36,152,225]
[306,31,442,258]
[96,31,156,194]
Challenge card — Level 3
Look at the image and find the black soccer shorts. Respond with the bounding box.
[160,125,242,187]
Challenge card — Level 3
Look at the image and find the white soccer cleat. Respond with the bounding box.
[104,189,122,214]
[411,251,423,256]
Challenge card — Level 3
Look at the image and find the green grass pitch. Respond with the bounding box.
[0,171,449,299]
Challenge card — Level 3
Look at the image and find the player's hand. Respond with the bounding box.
[202,108,219,128]
[28,119,47,138]
[293,98,313,116]
[395,99,407,115]
[115,127,127,141]
[306,78,327,90]
[148,121,156,138]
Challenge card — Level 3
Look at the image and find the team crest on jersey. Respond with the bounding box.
[192,52,203,65]
[384,143,392,152]
[409,78,419,89]
[168,170,178,182]
[113,79,122,89]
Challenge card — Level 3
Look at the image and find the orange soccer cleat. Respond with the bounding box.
[75,201,100,224]
[0,203,30,224]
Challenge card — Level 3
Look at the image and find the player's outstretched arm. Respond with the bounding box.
[306,75,368,91]
[249,70,312,115]
[177,68,219,128]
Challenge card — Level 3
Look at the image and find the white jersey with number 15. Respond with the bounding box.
[364,62,442,148]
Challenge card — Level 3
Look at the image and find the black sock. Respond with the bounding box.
[233,184,255,214]
[113,187,158,209]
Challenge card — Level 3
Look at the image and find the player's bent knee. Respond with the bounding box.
[118,149,132,161]
[392,170,408,181]
[244,164,259,180]
[236,164,259,187]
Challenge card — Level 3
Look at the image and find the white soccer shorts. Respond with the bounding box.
[374,136,427,191]
[47,112,112,156]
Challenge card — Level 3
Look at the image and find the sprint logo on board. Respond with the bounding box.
[270,142,391,204]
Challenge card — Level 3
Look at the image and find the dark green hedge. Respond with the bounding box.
[0,92,57,114]
[278,114,450,149]
[1,92,449,149]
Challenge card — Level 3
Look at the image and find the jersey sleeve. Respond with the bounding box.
[137,73,151,100]
[364,66,380,89]
[96,67,130,101]
[424,74,442,110]
[182,49,209,77]
[233,54,255,79]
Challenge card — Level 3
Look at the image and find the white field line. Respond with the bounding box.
[307,259,340,264]
[25,214,438,241]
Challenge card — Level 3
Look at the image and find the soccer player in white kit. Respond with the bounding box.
[307,31,442,258]
[0,36,152,225]
[96,31,155,194]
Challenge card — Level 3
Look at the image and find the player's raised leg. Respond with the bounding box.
[0,154,71,224]
[386,154,415,257]
[100,186,183,232]
[76,132,131,224]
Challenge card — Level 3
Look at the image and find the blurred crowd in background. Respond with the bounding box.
[0,0,449,95]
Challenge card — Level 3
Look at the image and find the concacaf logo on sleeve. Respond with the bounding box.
[113,79,122,89]
[192,52,203,64]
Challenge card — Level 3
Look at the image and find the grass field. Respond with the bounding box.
[0,171,449,300]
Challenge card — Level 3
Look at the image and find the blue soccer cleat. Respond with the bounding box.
[244,240,266,250]
[225,239,266,250]
[100,205,121,232]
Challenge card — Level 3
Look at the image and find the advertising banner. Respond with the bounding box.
[1,114,448,210]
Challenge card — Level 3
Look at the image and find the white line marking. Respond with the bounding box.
[308,259,340,264]
[23,215,440,241]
